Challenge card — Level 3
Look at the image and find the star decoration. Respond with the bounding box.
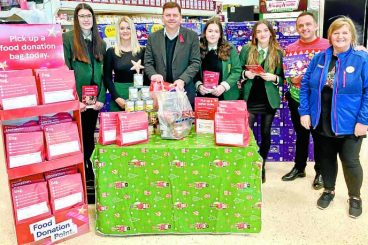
[130,59,144,74]
[78,205,87,215]
[47,26,59,37]
[0,61,8,70]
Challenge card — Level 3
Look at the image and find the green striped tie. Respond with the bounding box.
[258,49,265,65]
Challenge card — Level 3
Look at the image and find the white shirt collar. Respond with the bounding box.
[208,43,218,51]
[164,27,180,40]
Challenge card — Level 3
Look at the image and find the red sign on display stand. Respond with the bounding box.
[0,24,65,70]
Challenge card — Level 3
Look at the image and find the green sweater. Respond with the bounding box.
[222,45,242,100]
[239,44,284,109]
[62,31,107,103]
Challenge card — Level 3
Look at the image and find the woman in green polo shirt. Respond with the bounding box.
[62,3,106,203]
[239,20,284,183]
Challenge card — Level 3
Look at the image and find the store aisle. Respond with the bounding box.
[1,140,367,245]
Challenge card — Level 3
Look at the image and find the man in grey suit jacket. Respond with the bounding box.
[144,2,200,105]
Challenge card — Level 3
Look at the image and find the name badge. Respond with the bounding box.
[346,66,355,73]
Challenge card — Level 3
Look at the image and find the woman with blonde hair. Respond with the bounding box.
[299,16,368,218]
[239,20,284,183]
[104,16,145,111]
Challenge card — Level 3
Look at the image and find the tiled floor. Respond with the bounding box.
[1,139,367,245]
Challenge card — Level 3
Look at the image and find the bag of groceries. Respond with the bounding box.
[156,91,194,139]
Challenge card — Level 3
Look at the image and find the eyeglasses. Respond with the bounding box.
[78,14,93,19]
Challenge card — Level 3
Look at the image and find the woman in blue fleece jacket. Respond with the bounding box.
[299,17,368,218]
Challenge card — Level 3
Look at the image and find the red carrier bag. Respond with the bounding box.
[98,112,119,145]
[194,97,218,134]
[116,111,148,146]
[215,112,250,147]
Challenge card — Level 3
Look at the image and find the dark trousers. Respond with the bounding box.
[313,132,363,198]
[81,109,99,185]
[286,92,320,173]
[248,112,275,162]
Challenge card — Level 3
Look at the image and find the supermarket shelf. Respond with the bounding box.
[0,100,80,121]
[7,152,84,180]
[59,1,215,16]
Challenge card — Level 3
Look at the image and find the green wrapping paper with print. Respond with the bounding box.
[92,133,262,235]
[109,82,133,112]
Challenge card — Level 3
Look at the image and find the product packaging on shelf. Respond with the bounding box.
[0,76,39,110]
[0,69,33,78]
[36,69,77,104]
[99,112,118,145]
[215,112,249,147]
[10,173,45,188]
[11,181,51,224]
[5,131,45,168]
[3,120,42,134]
[39,112,73,128]
[44,122,81,160]
[116,111,148,146]
[44,166,79,181]
[48,173,84,213]
[194,97,218,134]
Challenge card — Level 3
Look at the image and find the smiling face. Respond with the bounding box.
[296,15,318,42]
[330,24,352,53]
[77,9,93,31]
[119,21,131,42]
[255,23,271,47]
[205,23,221,46]
[162,7,182,32]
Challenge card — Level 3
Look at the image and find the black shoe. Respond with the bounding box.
[317,191,335,209]
[312,174,324,190]
[281,167,306,181]
[348,197,362,218]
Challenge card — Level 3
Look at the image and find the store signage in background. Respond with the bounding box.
[0,24,64,70]
[259,0,308,13]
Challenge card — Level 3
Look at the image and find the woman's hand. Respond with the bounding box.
[211,85,226,97]
[79,102,87,113]
[93,101,104,111]
[354,123,368,137]
[300,115,311,130]
[198,85,212,95]
[260,72,277,82]
[115,97,125,109]
[243,70,256,79]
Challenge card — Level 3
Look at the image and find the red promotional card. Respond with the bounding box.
[11,181,51,224]
[5,131,45,169]
[44,122,81,160]
[245,65,265,75]
[3,120,42,134]
[215,112,250,147]
[48,173,84,213]
[0,69,32,78]
[82,85,98,108]
[0,24,65,70]
[99,112,119,145]
[0,76,39,110]
[116,111,148,146]
[39,112,73,128]
[194,97,219,134]
[202,70,220,89]
[10,173,45,188]
[37,69,76,104]
[44,166,78,181]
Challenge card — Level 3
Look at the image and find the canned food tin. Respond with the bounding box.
[129,87,138,100]
[135,100,144,111]
[125,100,135,112]
[144,99,154,112]
[133,73,144,87]
[140,86,151,100]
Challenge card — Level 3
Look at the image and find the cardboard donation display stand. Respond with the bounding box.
[0,24,89,245]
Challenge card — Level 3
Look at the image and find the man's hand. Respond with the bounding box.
[211,85,226,97]
[198,85,212,95]
[80,102,87,113]
[173,79,185,91]
[354,123,368,137]
[115,98,125,109]
[150,74,164,82]
[300,115,311,130]
[93,101,104,111]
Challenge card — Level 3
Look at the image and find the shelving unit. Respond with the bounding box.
[0,100,89,245]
